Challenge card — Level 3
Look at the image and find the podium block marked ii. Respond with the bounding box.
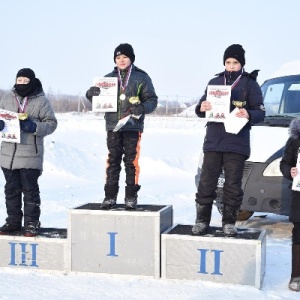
[0,228,68,272]
[69,204,173,277]
[161,224,266,289]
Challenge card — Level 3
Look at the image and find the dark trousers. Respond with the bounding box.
[196,151,246,207]
[106,131,141,186]
[292,222,300,245]
[2,168,41,225]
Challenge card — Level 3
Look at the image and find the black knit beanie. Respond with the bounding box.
[16,68,36,81]
[223,44,245,67]
[113,43,135,63]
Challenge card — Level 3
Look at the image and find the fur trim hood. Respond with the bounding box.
[289,118,300,139]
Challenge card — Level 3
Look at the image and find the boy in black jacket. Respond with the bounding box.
[192,44,265,236]
[86,43,157,209]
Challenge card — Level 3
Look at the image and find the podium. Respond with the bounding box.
[161,224,266,289]
[0,228,68,272]
[69,204,173,277]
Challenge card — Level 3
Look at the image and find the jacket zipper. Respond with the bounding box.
[9,143,17,169]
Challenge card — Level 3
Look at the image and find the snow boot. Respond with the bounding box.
[125,185,140,209]
[101,185,119,209]
[191,202,212,235]
[222,204,239,237]
[289,244,300,291]
[24,221,41,237]
[0,222,22,235]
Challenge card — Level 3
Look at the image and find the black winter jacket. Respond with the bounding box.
[195,69,265,158]
[280,118,300,222]
[87,65,158,132]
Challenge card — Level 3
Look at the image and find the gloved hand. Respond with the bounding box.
[130,104,145,116]
[0,120,4,131]
[20,118,37,133]
[86,86,101,100]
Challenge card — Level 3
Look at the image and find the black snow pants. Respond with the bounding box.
[2,167,41,225]
[105,130,141,186]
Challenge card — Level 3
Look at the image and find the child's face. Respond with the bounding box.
[115,55,131,70]
[225,58,242,72]
[16,77,30,84]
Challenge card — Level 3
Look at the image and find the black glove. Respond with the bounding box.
[20,118,37,133]
[86,86,101,100]
[130,104,145,115]
[0,120,4,131]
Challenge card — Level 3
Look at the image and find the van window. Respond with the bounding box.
[261,75,300,116]
[263,84,284,115]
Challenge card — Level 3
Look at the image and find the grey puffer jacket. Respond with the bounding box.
[280,118,300,222]
[87,65,158,132]
[0,88,57,170]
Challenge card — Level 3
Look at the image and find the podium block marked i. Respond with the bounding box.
[0,228,68,272]
[69,204,173,277]
[161,225,266,289]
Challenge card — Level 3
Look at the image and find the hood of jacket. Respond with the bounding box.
[290,118,300,139]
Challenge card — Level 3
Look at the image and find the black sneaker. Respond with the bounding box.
[24,221,40,237]
[0,222,22,235]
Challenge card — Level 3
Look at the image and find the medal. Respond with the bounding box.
[119,94,126,100]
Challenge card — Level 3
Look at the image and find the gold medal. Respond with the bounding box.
[119,94,126,100]
[18,113,28,120]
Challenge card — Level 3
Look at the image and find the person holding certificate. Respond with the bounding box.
[86,43,158,209]
[0,68,57,237]
[280,118,300,291]
[192,44,265,236]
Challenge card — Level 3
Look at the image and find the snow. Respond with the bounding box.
[0,113,297,299]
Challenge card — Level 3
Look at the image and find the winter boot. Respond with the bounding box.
[125,185,140,209]
[0,222,22,235]
[24,221,41,237]
[191,202,213,235]
[289,244,300,291]
[222,204,240,237]
[101,185,119,209]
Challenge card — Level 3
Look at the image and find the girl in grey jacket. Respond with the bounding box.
[0,68,57,237]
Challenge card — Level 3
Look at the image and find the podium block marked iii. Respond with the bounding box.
[0,228,68,272]
[69,204,173,277]
[161,225,266,289]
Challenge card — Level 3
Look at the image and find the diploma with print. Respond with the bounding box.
[92,77,118,112]
[292,151,300,191]
[205,85,231,123]
[0,109,21,143]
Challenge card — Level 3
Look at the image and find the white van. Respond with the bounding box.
[195,61,300,221]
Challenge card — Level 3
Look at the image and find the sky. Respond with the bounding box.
[0,0,299,102]
[0,113,298,299]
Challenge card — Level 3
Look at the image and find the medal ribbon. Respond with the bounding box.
[117,64,133,92]
[15,95,28,113]
[224,68,243,90]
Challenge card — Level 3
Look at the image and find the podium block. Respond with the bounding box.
[161,225,266,289]
[69,204,173,277]
[0,228,68,272]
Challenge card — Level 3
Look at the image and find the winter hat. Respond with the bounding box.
[223,44,246,67]
[16,68,36,81]
[114,43,135,63]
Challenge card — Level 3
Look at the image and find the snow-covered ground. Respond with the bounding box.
[0,113,296,299]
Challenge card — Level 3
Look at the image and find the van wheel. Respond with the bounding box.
[217,207,254,221]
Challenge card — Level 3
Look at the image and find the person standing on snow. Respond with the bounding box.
[0,68,57,237]
[192,44,265,237]
[280,118,300,292]
[86,43,157,209]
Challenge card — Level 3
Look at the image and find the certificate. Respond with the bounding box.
[92,77,118,112]
[292,152,300,191]
[0,109,21,143]
[205,85,231,123]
